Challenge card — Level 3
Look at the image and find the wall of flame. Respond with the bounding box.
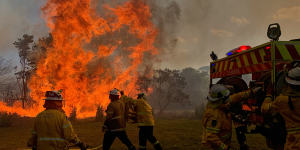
[0,0,158,118]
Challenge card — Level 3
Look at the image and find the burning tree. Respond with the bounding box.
[1,0,177,118]
[29,34,53,70]
[69,107,77,121]
[27,0,159,118]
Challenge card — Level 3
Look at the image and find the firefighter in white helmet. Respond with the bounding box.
[262,64,300,150]
[201,84,261,150]
[102,88,136,150]
[27,90,88,150]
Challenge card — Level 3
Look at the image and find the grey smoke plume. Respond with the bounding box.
[1,0,300,70]
[85,0,182,79]
[160,0,300,69]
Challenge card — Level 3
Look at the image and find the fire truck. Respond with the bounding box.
[209,24,300,149]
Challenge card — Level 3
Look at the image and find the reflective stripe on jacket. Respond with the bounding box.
[104,100,126,132]
[27,109,80,150]
[201,90,252,150]
[120,95,136,122]
[136,98,154,126]
[261,87,300,150]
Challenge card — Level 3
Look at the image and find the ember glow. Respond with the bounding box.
[1,0,158,118]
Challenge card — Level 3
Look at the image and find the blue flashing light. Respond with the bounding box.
[212,63,215,66]
[227,51,233,56]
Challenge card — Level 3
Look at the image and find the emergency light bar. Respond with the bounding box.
[226,45,251,56]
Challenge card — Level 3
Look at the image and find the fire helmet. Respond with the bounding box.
[286,67,300,85]
[207,84,230,102]
[109,88,120,96]
[43,90,63,101]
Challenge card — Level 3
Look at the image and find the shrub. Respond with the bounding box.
[0,112,18,127]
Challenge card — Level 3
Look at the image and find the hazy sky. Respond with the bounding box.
[0,0,300,69]
[0,0,47,64]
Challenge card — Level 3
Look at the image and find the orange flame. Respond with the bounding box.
[0,0,158,118]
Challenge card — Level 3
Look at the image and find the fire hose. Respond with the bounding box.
[25,144,103,150]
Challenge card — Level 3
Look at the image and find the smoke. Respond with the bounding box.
[0,0,47,54]
[157,0,300,69]
[1,0,300,71]
[84,0,182,80]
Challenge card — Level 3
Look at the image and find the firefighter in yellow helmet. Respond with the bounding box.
[261,65,300,150]
[27,90,88,150]
[135,93,162,150]
[102,88,136,150]
[201,84,261,150]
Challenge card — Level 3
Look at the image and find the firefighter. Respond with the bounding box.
[102,88,136,150]
[120,90,136,122]
[135,93,162,150]
[261,65,300,150]
[27,90,87,150]
[201,84,261,150]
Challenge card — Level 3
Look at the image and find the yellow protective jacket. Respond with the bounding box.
[262,87,300,150]
[120,95,136,122]
[201,90,252,150]
[27,109,80,150]
[104,100,126,132]
[135,98,154,126]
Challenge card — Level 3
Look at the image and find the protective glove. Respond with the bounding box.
[252,87,262,94]
[250,87,262,97]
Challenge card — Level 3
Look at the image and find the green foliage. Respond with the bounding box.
[150,69,190,114]
[181,67,209,106]
[13,34,34,62]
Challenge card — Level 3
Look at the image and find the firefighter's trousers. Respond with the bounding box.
[103,131,136,150]
[138,126,162,150]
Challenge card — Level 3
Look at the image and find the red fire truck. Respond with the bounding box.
[209,24,300,149]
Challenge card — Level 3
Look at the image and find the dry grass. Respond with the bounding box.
[0,118,272,150]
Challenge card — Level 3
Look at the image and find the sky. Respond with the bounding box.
[0,0,300,69]
[0,0,47,65]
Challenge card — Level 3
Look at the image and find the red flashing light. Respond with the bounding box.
[226,45,251,56]
[239,45,251,51]
[265,46,271,50]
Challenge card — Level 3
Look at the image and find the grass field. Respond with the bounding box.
[0,118,272,150]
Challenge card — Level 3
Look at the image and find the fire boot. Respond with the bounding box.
[129,145,136,150]
[240,143,248,150]
[138,145,146,150]
[153,141,162,150]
